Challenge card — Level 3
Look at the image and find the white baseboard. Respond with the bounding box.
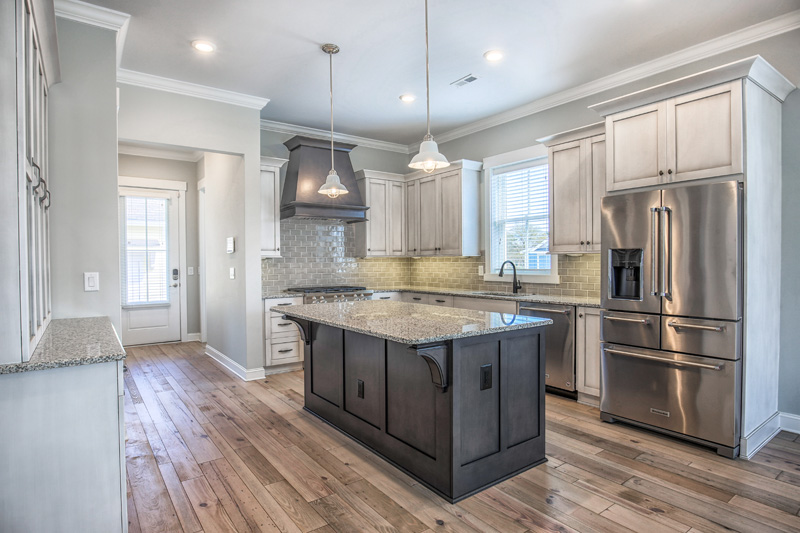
[265,362,303,376]
[780,412,800,435]
[740,411,781,459]
[205,345,266,382]
[184,333,201,342]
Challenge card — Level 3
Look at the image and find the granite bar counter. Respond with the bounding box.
[273,300,552,502]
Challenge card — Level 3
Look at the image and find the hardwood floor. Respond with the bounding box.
[123,342,800,533]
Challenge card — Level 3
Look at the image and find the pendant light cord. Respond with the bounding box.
[424,0,431,138]
[330,50,335,172]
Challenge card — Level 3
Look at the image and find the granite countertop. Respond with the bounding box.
[264,286,601,308]
[0,317,126,375]
[370,287,602,308]
[271,300,552,345]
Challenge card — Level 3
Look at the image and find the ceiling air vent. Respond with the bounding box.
[450,74,478,88]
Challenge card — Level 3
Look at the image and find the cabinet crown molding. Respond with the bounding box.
[404,159,482,181]
[537,122,605,147]
[589,55,796,117]
[260,156,289,169]
[355,169,407,182]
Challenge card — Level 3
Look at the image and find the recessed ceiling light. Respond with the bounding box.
[399,94,416,103]
[192,40,216,53]
[483,50,503,62]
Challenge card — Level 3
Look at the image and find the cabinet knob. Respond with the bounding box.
[580,241,585,245]
[368,248,371,251]
[659,170,664,176]
[587,241,591,245]
[277,247,279,251]
[579,313,583,318]
[668,169,673,175]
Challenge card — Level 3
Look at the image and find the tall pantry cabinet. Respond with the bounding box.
[1,0,59,364]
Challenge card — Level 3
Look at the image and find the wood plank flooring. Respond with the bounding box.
[124,342,800,533]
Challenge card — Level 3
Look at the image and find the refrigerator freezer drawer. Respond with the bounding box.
[661,317,741,361]
[600,310,659,350]
[600,343,741,447]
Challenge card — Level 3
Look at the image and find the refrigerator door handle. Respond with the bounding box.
[660,207,672,300]
[667,321,725,332]
[650,207,659,296]
[604,347,723,371]
[603,315,650,325]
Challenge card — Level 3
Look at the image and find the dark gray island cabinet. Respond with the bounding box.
[272,300,552,502]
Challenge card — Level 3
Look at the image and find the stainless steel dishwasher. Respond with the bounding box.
[518,302,576,397]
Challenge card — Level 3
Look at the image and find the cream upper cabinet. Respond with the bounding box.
[540,124,605,254]
[600,81,743,192]
[405,180,420,255]
[406,161,481,257]
[417,175,439,255]
[576,307,601,400]
[260,157,287,258]
[355,170,405,257]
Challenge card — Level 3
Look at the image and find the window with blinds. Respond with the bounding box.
[489,157,553,274]
[119,196,170,305]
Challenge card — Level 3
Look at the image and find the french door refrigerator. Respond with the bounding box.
[599,180,743,458]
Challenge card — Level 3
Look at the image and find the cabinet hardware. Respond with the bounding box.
[587,241,591,245]
[668,169,673,175]
[368,248,370,251]
[579,313,583,318]
[380,296,390,300]
[277,323,292,327]
[604,347,722,371]
[413,297,422,301]
[580,241,585,245]
[277,247,279,251]
[276,303,291,306]
[278,349,293,353]
[659,170,664,176]
[357,379,365,399]
[603,315,649,324]
[435,299,446,303]
[667,321,724,332]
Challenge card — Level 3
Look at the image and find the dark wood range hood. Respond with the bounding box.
[280,136,369,223]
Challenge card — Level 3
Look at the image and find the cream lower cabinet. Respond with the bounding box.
[355,171,405,257]
[405,161,481,257]
[576,306,601,403]
[264,297,303,369]
[540,124,605,253]
[260,157,288,258]
[597,80,743,192]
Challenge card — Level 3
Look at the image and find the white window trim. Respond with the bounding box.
[482,144,560,285]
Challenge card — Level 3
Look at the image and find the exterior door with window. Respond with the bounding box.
[119,188,181,345]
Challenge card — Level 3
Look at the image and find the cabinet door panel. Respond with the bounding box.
[418,177,438,255]
[550,141,583,253]
[588,136,605,252]
[503,334,542,447]
[344,331,384,429]
[458,340,500,465]
[405,181,420,255]
[260,169,281,257]
[668,82,743,183]
[439,172,462,255]
[576,308,601,398]
[607,102,666,191]
[388,181,405,255]
[368,180,388,255]
[310,324,343,406]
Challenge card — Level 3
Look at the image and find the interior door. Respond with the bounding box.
[661,181,742,320]
[119,188,181,345]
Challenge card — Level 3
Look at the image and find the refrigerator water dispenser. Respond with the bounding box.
[610,249,643,300]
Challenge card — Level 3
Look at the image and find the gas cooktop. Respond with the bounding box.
[285,285,367,294]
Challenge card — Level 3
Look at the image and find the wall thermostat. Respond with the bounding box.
[226,237,235,254]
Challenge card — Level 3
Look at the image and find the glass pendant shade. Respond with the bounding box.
[409,137,450,173]
[318,169,348,198]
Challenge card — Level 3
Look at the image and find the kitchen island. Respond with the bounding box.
[272,300,552,502]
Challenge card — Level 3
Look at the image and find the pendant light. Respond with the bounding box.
[318,43,349,198]
[409,0,449,174]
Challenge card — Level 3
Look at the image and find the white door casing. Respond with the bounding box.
[119,186,182,345]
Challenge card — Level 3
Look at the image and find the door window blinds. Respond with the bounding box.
[119,196,170,305]
[489,158,552,274]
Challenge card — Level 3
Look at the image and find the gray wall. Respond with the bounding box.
[49,19,120,330]
[438,30,800,416]
[118,154,201,335]
[260,129,411,174]
[118,85,264,370]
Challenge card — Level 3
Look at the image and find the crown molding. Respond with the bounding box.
[54,0,130,68]
[260,119,411,154]
[118,69,270,110]
[118,143,203,162]
[435,9,800,145]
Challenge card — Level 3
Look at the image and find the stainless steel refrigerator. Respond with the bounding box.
[600,180,743,458]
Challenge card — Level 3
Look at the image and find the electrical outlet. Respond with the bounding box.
[478,265,484,276]
[357,379,365,399]
[480,364,492,391]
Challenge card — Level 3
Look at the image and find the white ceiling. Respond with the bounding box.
[80,0,800,145]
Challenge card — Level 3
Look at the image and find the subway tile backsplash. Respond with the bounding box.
[262,219,600,298]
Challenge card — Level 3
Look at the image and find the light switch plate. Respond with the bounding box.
[188,267,194,276]
[84,272,99,292]
[229,267,235,280]
[226,237,235,254]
